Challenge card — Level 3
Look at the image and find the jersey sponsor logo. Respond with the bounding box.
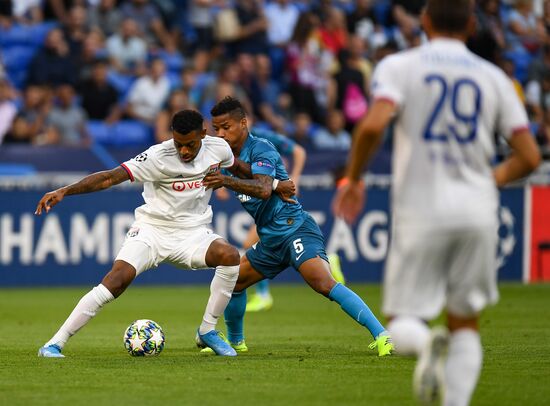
[256,161,273,168]
[172,180,203,192]
[133,153,148,162]
[127,227,139,238]
[237,194,252,202]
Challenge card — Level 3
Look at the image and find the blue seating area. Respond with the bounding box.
[86,120,155,146]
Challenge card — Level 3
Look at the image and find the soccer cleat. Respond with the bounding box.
[413,326,449,405]
[37,344,65,358]
[245,293,273,312]
[200,337,248,354]
[368,334,394,357]
[195,329,237,356]
[328,253,346,285]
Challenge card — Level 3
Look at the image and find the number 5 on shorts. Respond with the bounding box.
[293,238,304,254]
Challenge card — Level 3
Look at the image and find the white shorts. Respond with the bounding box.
[382,223,499,319]
[115,221,222,275]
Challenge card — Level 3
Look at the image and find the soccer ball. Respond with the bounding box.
[123,319,165,357]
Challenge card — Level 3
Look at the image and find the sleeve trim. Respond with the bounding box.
[120,163,134,182]
[374,96,397,106]
[510,125,530,137]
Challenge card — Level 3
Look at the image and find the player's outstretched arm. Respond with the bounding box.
[290,144,306,195]
[332,100,395,224]
[203,172,273,200]
[34,166,130,215]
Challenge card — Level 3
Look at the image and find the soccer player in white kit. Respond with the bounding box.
[35,110,245,357]
[333,1,541,405]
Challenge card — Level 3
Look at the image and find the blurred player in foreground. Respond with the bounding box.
[34,110,287,358]
[333,0,541,404]
[202,96,393,356]
[239,126,345,312]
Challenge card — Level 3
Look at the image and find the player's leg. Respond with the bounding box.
[327,253,346,285]
[198,237,240,336]
[244,225,274,312]
[223,253,266,346]
[297,256,391,355]
[439,226,498,406]
[38,259,137,357]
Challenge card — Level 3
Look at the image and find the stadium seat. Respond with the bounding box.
[86,120,112,144]
[1,45,37,71]
[166,71,182,90]
[0,22,57,47]
[106,71,136,101]
[154,50,185,73]
[111,120,154,146]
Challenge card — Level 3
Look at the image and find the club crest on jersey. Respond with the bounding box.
[127,227,140,238]
[172,180,203,191]
[134,152,148,162]
[207,163,221,174]
[238,194,252,202]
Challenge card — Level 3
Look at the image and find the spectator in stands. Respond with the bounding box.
[468,0,506,64]
[79,58,121,123]
[255,55,290,132]
[86,0,122,37]
[501,56,526,104]
[180,66,202,108]
[5,85,56,145]
[47,83,90,146]
[506,0,546,55]
[63,5,89,60]
[347,0,376,38]
[290,111,314,150]
[27,27,77,86]
[329,48,369,132]
[77,29,106,81]
[286,12,333,124]
[124,58,170,124]
[526,69,550,123]
[155,88,194,142]
[43,0,79,24]
[264,0,299,47]
[312,109,351,151]
[188,0,221,73]
[319,6,349,56]
[391,0,424,40]
[0,76,17,144]
[231,0,269,56]
[120,0,175,51]
[106,17,148,76]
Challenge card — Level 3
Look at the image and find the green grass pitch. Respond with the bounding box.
[1,283,549,405]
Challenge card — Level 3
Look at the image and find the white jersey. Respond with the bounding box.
[121,135,234,228]
[372,38,529,228]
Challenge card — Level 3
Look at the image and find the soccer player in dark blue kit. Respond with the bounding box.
[202,96,393,356]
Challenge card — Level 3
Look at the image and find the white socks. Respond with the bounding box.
[45,284,115,349]
[444,329,482,406]
[199,265,239,335]
[388,316,430,356]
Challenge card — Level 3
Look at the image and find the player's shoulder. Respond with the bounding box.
[203,135,231,149]
[248,134,278,152]
[133,140,176,162]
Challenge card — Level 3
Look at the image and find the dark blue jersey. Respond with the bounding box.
[224,134,306,246]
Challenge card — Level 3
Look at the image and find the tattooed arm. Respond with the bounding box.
[35,166,130,215]
[203,172,273,200]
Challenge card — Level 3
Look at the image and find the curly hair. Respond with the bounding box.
[171,109,204,135]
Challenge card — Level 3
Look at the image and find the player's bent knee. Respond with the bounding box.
[101,262,136,298]
[219,247,240,266]
[447,312,479,332]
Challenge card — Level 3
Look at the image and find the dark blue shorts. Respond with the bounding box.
[245,213,329,279]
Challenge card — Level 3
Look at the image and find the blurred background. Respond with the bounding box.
[0,0,549,286]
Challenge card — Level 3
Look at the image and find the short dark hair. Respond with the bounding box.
[426,0,473,34]
[171,109,204,135]
[210,96,246,120]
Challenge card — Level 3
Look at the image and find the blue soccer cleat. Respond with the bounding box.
[195,330,237,356]
[38,344,65,358]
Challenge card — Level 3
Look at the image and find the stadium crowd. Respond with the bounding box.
[0,0,549,159]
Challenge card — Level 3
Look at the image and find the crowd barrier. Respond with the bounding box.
[0,185,548,286]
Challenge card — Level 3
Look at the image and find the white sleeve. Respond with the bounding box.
[121,147,162,182]
[496,74,530,140]
[371,54,406,106]
[219,140,235,168]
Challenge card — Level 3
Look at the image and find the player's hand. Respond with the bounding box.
[331,179,366,224]
[202,172,226,190]
[275,179,297,204]
[35,188,66,215]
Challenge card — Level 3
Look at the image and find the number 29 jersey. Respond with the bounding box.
[372,38,529,228]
